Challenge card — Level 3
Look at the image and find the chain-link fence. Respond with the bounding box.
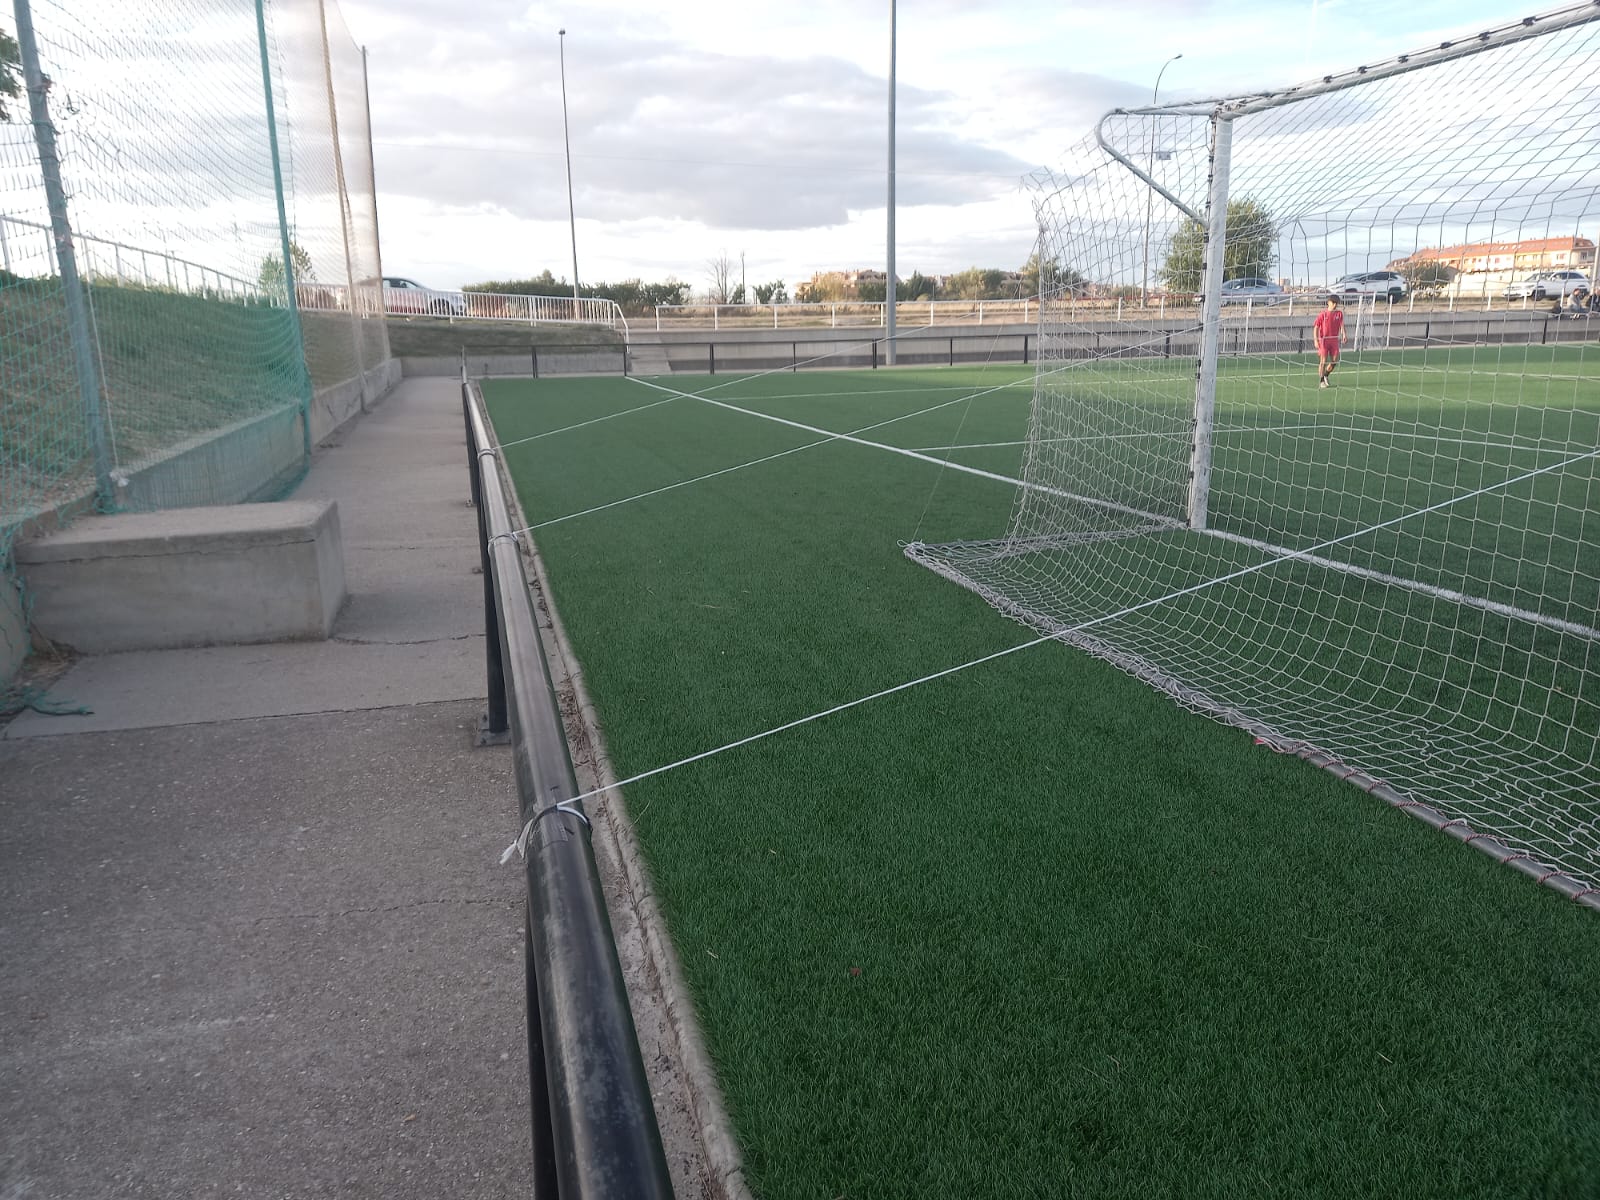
[1,0,392,684]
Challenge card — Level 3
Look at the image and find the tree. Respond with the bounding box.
[796,272,853,303]
[1020,252,1087,300]
[707,252,735,304]
[942,266,1007,301]
[857,278,886,303]
[752,280,788,304]
[729,283,746,305]
[258,241,315,292]
[1,28,21,124]
[1159,196,1276,294]
[1397,258,1458,296]
[901,271,937,301]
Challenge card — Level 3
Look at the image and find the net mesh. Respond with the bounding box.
[1,0,390,677]
[908,10,1600,894]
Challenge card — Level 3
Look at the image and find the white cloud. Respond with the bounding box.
[340,0,1562,292]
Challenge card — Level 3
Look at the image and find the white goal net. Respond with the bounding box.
[908,7,1600,902]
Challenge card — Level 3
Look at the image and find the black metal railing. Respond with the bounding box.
[461,365,674,1199]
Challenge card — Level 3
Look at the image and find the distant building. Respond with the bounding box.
[1391,236,1595,279]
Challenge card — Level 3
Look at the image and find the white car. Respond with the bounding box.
[1328,270,1407,302]
[382,275,466,317]
[1219,277,1289,305]
[1504,270,1590,301]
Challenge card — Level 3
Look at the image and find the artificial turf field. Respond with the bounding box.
[483,346,1598,1199]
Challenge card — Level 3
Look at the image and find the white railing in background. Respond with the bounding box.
[1,213,265,301]
[651,281,1574,330]
[653,298,1038,331]
[444,290,629,336]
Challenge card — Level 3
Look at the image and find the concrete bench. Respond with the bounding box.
[15,501,346,654]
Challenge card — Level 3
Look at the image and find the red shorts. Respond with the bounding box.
[1318,336,1340,360]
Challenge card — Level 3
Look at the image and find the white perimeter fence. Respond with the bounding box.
[1,215,628,335]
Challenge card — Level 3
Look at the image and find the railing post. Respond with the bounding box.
[872,339,878,369]
[463,379,510,745]
[463,385,674,1198]
[1023,334,1029,365]
[792,341,797,372]
[709,343,715,374]
[949,336,954,366]
[532,346,539,378]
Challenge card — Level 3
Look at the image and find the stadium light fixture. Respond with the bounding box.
[1141,52,1182,306]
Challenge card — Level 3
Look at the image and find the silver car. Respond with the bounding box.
[1219,277,1289,305]
[382,275,467,317]
[1504,270,1590,301]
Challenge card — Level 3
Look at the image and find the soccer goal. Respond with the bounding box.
[908,7,1600,904]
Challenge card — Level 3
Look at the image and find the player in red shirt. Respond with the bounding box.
[1313,296,1347,388]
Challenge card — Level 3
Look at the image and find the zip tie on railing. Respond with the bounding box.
[477,445,500,460]
[487,530,521,549]
[500,800,591,864]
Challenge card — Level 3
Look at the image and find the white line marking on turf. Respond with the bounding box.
[503,441,1600,861]
[513,373,1043,532]
[628,376,1177,527]
[494,394,682,450]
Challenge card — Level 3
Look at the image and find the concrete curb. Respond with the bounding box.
[482,393,753,1200]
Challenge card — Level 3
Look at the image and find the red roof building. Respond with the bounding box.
[1392,236,1596,274]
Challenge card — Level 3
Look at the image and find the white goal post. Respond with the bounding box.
[908,5,1600,906]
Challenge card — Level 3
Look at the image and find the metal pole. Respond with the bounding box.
[1188,113,1232,532]
[1141,53,1181,307]
[317,0,367,408]
[361,47,385,290]
[885,0,897,366]
[255,0,314,463]
[558,30,581,316]
[15,0,115,508]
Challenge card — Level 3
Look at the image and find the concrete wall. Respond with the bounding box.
[16,501,346,654]
[312,357,403,443]
[1,572,25,684]
[1,355,399,688]
[402,349,629,379]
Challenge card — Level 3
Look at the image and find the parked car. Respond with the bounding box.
[1504,270,1590,301]
[382,275,466,317]
[1219,277,1289,305]
[1327,270,1407,302]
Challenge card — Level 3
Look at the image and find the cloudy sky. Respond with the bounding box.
[340,0,1543,295]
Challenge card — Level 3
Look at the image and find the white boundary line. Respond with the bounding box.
[627,376,1179,529]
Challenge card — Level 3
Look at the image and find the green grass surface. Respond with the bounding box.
[486,354,1599,1198]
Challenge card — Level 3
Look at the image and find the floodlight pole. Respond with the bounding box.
[1141,53,1181,308]
[558,29,581,317]
[885,0,897,365]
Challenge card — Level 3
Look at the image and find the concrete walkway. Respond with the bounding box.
[0,379,535,1197]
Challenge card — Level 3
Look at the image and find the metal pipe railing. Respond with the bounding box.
[462,369,673,1199]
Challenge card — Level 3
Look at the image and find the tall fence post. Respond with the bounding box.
[1188,112,1233,533]
[15,0,115,509]
[254,0,314,464]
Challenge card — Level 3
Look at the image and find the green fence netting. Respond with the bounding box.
[0,0,391,680]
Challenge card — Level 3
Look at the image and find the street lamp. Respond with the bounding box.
[1140,52,1182,307]
[558,29,581,314]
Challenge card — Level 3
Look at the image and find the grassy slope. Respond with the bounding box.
[1,282,305,514]
[487,360,1599,1199]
